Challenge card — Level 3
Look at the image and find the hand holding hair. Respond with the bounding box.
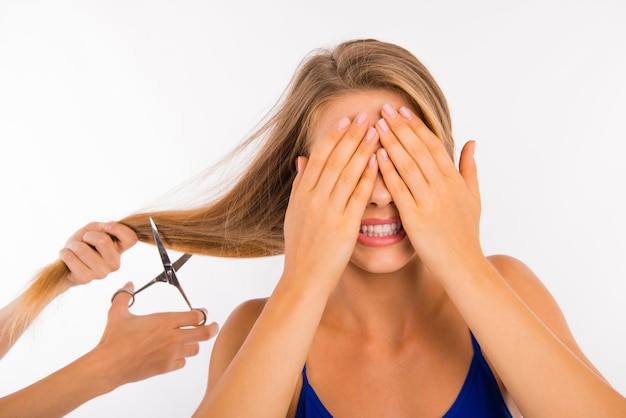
[59,221,138,286]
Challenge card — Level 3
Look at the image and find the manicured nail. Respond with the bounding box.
[382,103,397,118]
[368,153,376,167]
[355,111,368,125]
[364,126,376,143]
[337,116,350,130]
[379,148,389,160]
[399,106,413,119]
[377,118,389,133]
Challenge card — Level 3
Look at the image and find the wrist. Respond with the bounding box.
[74,346,126,395]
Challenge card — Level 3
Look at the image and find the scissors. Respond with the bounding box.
[111,217,206,325]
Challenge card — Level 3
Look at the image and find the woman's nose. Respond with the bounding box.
[368,171,393,207]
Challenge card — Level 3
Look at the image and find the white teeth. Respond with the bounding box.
[360,222,403,237]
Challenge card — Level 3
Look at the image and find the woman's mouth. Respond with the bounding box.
[358,218,406,247]
[359,221,403,237]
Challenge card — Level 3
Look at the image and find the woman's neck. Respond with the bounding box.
[322,259,450,346]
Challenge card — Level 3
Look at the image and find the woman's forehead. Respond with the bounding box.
[309,89,414,143]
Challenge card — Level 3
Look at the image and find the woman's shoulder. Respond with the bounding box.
[485,254,557,315]
[207,297,268,390]
[217,297,268,347]
[226,297,268,331]
[485,254,604,377]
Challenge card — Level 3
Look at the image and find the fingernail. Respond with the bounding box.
[377,118,389,133]
[355,111,368,125]
[104,222,113,231]
[337,116,350,130]
[379,148,389,160]
[399,106,413,119]
[368,153,376,167]
[382,103,397,118]
[364,126,376,143]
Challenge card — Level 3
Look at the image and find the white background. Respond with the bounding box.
[1,0,625,416]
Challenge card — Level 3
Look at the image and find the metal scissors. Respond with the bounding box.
[111,217,206,325]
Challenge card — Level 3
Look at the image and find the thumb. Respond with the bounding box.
[109,282,135,318]
[459,140,480,203]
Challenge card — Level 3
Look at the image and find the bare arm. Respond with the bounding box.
[376,104,626,417]
[0,284,218,418]
[0,221,137,359]
[194,113,381,417]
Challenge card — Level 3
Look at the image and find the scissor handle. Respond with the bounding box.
[111,288,207,326]
[193,308,207,326]
[111,288,136,307]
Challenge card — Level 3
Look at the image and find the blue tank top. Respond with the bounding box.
[295,333,513,417]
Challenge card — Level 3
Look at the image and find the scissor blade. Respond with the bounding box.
[150,217,173,269]
[173,253,192,271]
[149,253,192,283]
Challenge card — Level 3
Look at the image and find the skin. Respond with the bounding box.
[0,222,219,418]
[196,89,626,417]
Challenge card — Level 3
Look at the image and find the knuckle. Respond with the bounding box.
[187,343,200,357]
[343,126,363,143]
[399,159,416,175]
[408,143,429,160]
[307,151,326,170]
[72,242,91,258]
[93,234,111,248]
[84,221,102,232]
[325,154,344,172]
[108,259,121,272]
[350,185,369,203]
[337,170,359,189]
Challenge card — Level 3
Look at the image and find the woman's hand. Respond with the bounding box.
[59,222,138,286]
[95,282,219,387]
[283,112,380,291]
[375,104,483,278]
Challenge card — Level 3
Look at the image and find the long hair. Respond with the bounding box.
[7,38,454,340]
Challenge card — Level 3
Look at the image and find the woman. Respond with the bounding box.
[0,222,218,418]
[14,39,626,417]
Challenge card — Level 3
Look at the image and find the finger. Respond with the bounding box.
[62,241,107,279]
[376,148,422,210]
[376,117,429,200]
[345,152,378,218]
[109,282,134,318]
[169,358,186,372]
[180,342,201,358]
[179,321,220,343]
[59,247,93,281]
[397,106,457,176]
[379,104,441,183]
[104,222,139,251]
[459,140,480,203]
[317,112,373,196]
[299,115,351,191]
[162,309,211,329]
[330,126,380,208]
[82,230,122,272]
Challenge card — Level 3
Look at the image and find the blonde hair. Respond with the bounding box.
[8,38,454,340]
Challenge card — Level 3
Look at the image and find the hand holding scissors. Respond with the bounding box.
[111,218,207,325]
